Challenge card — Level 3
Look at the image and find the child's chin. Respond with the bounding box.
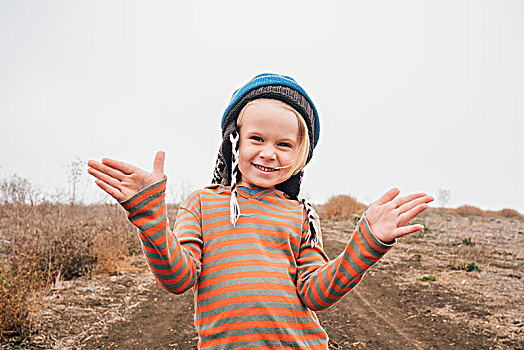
[243,178,277,189]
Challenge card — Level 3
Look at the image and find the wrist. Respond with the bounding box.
[363,212,396,246]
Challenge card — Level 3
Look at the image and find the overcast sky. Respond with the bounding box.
[1,0,523,212]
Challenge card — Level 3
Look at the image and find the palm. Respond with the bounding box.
[366,188,434,243]
[87,151,165,202]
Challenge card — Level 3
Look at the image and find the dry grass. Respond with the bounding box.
[0,202,140,340]
[429,206,522,220]
[318,194,367,222]
[453,205,485,217]
[493,208,522,219]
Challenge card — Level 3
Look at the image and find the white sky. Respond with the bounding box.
[1,0,523,212]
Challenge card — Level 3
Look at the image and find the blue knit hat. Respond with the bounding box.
[221,73,320,148]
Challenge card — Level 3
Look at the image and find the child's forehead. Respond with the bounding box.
[241,102,299,133]
[244,99,298,116]
[250,98,292,108]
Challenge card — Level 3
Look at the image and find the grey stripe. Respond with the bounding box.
[202,325,326,341]
[205,228,300,248]
[202,242,296,261]
[200,336,328,350]
[197,275,295,296]
[196,287,299,308]
[196,299,313,320]
[126,190,164,217]
[202,253,296,270]
[198,266,296,289]
[198,312,321,331]
[119,177,166,209]
[358,215,394,254]
[130,201,166,232]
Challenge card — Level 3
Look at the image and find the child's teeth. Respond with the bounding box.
[256,165,275,172]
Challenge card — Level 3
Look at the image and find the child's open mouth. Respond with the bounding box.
[252,164,278,173]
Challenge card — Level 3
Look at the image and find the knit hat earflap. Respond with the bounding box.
[212,73,323,247]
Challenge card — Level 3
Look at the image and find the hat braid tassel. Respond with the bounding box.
[229,132,241,227]
[300,198,322,248]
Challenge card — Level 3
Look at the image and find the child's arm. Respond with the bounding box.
[296,189,433,311]
[87,152,203,294]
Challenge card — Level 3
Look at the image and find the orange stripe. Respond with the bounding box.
[196,281,296,302]
[123,181,165,210]
[201,215,301,235]
[196,306,314,325]
[204,226,301,248]
[353,227,381,262]
[200,319,321,336]
[338,253,359,279]
[202,247,295,265]
[200,258,290,277]
[203,236,294,255]
[131,202,166,228]
[343,239,370,271]
[200,330,327,348]
[196,293,302,314]
[199,270,291,291]
[230,342,328,350]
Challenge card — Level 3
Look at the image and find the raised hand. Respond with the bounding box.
[365,188,434,243]
[87,151,165,202]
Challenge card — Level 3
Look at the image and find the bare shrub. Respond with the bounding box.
[319,194,367,221]
[168,180,194,205]
[0,201,140,340]
[66,158,86,206]
[93,226,129,275]
[436,188,451,208]
[453,205,484,217]
[0,256,39,339]
[495,208,522,219]
[0,174,42,205]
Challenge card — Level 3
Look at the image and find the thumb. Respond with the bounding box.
[152,151,165,177]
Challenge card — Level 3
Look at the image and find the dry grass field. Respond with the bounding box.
[0,189,522,349]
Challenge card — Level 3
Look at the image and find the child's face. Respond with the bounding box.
[237,100,300,189]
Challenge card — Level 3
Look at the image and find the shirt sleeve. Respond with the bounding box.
[119,177,203,294]
[296,213,395,311]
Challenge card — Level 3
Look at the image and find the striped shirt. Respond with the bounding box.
[120,178,394,349]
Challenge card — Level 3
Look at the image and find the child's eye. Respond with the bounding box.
[278,142,292,148]
[250,136,263,142]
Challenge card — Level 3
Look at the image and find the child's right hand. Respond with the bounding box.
[87,151,165,202]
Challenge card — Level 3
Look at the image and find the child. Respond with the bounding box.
[88,73,433,350]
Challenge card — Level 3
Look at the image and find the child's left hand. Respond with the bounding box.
[366,188,434,243]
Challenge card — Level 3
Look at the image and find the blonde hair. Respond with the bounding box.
[237,99,310,177]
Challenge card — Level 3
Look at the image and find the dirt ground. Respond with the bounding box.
[4,212,523,349]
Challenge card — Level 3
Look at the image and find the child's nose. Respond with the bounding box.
[260,145,276,160]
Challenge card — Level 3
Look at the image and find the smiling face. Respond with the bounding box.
[237,99,301,189]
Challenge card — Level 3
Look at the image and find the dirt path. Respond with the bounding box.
[12,214,523,349]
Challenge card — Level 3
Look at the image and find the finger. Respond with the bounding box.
[394,224,424,238]
[397,195,434,214]
[94,179,126,202]
[374,188,400,206]
[392,192,428,209]
[88,159,126,181]
[87,167,123,190]
[397,203,429,227]
[101,158,139,175]
[152,151,165,177]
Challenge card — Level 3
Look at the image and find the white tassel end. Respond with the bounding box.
[230,191,241,227]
